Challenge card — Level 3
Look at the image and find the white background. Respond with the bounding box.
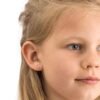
[0,0,27,100]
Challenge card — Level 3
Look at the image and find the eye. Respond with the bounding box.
[66,43,82,51]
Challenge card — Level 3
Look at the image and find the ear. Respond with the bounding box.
[21,41,43,71]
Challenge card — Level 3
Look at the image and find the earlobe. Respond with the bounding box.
[21,41,43,71]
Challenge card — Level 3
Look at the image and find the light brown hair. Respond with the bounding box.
[19,0,100,100]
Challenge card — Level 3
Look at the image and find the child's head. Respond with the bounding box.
[19,0,100,100]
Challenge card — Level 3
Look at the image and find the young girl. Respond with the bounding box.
[19,0,100,100]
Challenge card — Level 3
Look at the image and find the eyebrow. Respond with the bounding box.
[57,36,86,47]
[62,36,86,43]
[61,36,100,46]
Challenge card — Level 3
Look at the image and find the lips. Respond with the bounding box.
[75,76,100,84]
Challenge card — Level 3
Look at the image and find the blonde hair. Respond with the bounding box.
[19,0,100,100]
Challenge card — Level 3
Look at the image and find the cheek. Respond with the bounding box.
[42,50,79,79]
[52,60,78,82]
[42,55,79,88]
[42,58,80,99]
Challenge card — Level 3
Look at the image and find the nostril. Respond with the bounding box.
[80,55,100,69]
[81,62,100,69]
[95,65,99,68]
[87,65,92,69]
[85,64,99,69]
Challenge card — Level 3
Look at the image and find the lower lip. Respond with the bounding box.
[75,79,100,84]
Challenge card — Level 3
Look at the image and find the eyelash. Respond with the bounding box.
[66,43,83,51]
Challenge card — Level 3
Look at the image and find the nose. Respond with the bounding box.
[81,52,100,70]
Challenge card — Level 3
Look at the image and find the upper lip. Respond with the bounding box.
[75,76,100,81]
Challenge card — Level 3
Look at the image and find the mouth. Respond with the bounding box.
[75,76,100,85]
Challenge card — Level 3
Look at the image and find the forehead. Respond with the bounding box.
[52,6,100,33]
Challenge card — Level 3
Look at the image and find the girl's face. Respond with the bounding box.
[39,9,100,100]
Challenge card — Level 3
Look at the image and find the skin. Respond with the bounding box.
[22,8,100,100]
[39,9,100,100]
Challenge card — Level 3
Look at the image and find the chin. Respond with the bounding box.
[70,91,99,100]
[77,93,99,100]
